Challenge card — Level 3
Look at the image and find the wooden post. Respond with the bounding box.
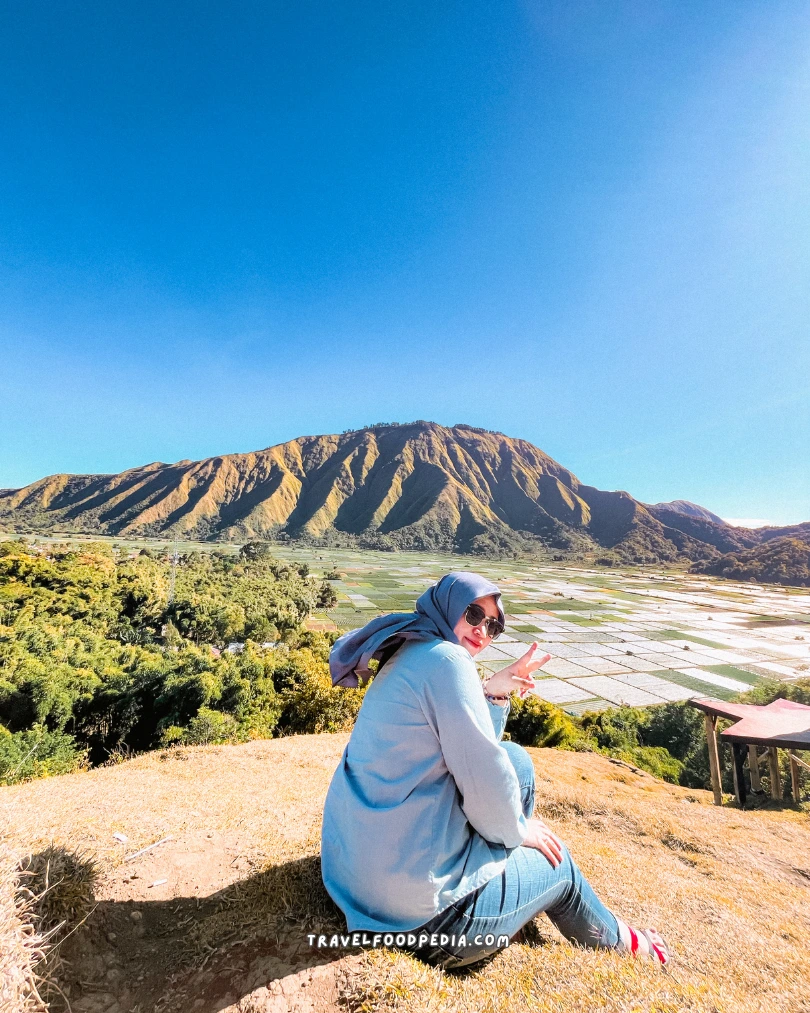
[732,743,747,807]
[768,747,782,800]
[704,713,723,805]
[748,745,762,792]
[790,754,801,802]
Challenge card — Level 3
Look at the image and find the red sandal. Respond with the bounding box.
[616,919,670,967]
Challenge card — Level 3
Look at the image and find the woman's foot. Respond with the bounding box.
[615,918,670,967]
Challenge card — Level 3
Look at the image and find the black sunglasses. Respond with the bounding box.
[463,603,505,640]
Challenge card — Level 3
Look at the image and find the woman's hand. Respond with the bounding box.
[521,817,565,867]
[483,644,552,699]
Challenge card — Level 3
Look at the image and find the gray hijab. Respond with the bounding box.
[329,570,504,687]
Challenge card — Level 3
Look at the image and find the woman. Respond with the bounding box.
[322,571,668,968]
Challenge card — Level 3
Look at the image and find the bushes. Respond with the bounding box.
[575,706,683,783]
[741,677,810,707]
[161,707,242,746]
[504,696,701,785]
[270,639,365,735]
[617,744,685,782]
[506,695,580,748]
[505,696,734,789]
[275,662,364,735]
[576,700,742,788]
[0,725,86,785]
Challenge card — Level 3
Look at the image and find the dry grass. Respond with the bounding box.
[342,753,810,1013]
[1,737,809,1012]
[0,846,47,1013]
[16,847,98,937]
[7,847,99,1011]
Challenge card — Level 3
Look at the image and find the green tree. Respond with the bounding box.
[239,541,273,562]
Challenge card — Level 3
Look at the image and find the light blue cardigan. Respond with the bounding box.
[321,638,527,933]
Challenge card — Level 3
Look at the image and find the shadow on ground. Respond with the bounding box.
[38,851,358,1013]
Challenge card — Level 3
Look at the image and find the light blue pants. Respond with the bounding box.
[415,741,621,968]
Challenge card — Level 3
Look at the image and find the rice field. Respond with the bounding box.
[293,548,810,714]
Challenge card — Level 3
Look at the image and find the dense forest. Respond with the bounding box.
[1,539,807,799]
[0,540,362,782]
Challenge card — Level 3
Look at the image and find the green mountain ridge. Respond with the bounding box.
[1,421,806,563]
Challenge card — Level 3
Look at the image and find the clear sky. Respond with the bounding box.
[1,1,808,525]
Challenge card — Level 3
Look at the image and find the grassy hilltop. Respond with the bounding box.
[2,735,809,1013]
[2,538,809,1011]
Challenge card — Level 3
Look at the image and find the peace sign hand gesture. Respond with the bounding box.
[482,644,552,700]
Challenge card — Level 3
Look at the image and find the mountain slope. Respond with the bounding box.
[692,536,810,587]
[646,504,760,554]
[648,499,726,525]
[0,422,800,563]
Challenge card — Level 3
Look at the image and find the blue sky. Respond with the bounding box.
[1,1,808,525]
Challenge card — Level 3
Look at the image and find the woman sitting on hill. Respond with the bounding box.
[321,571,669,968]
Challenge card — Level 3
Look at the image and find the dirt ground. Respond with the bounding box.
[2,735,810,1013]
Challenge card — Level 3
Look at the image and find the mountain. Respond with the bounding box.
[0,422,802,563]
[691,536,810,587]
[645,502,760,555]
[648,500,726,525]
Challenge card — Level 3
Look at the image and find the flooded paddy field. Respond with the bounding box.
[295,547,810,715]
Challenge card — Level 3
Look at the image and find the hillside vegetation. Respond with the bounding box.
[0,540,362,783]
[2,735,809,1013]
[692,537,810,588]
[5,421,805,568]
[507,677,810,798]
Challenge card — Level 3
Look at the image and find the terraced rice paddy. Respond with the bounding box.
[286,547,810,714]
